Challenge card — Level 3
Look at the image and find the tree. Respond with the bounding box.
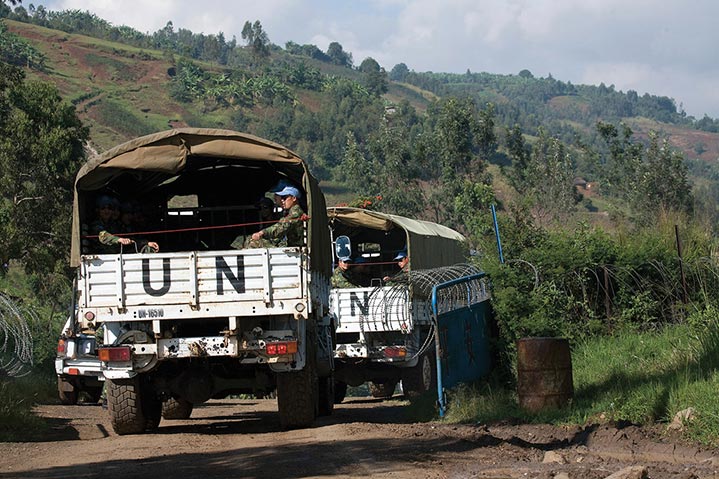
[423,97,496,227]
[636,133,693,216]
[341,132,375,192]
[0,63,88,283]
[526,129,577,221]
[241,20,270,62]
[505,124,531,193]
[518,69,534,79]
[390,63,409,82]
[595,121,643,200]
[358,57,387,96]
[326,41,352,67]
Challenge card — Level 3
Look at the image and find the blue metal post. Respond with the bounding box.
[432,288,446,418]
[491,204,505,264]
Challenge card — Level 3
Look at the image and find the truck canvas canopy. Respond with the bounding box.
[327,207,467,270]
[71,128,330,273]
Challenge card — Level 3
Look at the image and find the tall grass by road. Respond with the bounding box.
[445,310,719,446]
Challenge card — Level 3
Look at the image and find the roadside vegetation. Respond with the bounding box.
[2,4,719,446]
[440,212,719,446]
[445,316,719,446]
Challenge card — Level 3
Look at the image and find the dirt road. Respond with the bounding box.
[1,397,718,479]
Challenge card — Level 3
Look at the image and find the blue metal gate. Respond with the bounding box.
[431,273,492,416]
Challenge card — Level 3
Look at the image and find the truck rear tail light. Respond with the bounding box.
[84,311,95,321]
[68,368,80,376]
[98,346,131,362]
[265,341,298,356]
[57,339,67,354]
[383,346,407,358]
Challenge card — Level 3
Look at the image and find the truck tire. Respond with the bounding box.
[107,377,147,435]
[333,380,347,404]
[161,397,193,420]
[369,380,398,399]
[57,377,78,405]
[317,375,334,416]
[277,358,318,429]
[401,351,437,397]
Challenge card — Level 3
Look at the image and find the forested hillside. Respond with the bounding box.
[2,4,719,239]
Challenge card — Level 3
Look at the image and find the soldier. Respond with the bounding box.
[245,185,306,248]
[257,196,280,223]
[88,195,159,254]
[383,249,409,283]
[331,257,356,288]
[85,195,120,254]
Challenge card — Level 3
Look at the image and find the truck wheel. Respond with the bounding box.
[162,397,193,420]
[317,375,334,416]
[333,380,347,404]
[401,351,437,396]
[57,377,78,405]
[107,377,147,435]
[277,358,318,429]
[369,380,398,399]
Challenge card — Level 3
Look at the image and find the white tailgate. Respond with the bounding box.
[80,248,304,308]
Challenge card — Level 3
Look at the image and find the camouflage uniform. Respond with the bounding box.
[385,263,410,284]
[88,219,120,254]
[331,266,356,288]
[244,203,305,248]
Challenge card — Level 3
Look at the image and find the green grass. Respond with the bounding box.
[444,317,719,445]
[0,372,57,442]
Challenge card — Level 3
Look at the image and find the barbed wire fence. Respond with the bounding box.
[361,264,489,360]
[0,293,37,379]
[494,256,719,335]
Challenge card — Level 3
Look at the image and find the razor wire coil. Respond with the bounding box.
[0,293,36,378]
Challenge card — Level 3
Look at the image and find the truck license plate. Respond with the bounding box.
[137,308,164,318]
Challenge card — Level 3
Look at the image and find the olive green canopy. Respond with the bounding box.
[71,128,330,274]
[326,207,468,270]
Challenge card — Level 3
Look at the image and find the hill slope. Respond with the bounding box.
[4,16,719,220]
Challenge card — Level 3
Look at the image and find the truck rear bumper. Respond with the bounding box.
[55,357,104,379]
[334,343,417,365]
[126,332,296,362]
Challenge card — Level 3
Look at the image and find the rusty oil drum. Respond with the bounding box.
[516,337,573,412]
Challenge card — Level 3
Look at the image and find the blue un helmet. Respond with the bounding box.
[393,249,407,260]
[275,185,302,199]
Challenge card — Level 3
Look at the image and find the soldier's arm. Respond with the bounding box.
[98,231,132,246]
[261,206,302,240]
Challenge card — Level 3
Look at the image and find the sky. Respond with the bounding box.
[40,0,719,119]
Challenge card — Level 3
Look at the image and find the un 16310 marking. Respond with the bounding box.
[137,308,164,318]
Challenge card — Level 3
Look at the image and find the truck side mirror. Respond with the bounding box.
[335,235,351,261]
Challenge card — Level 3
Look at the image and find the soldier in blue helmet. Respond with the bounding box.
[243,185,306,248]
[331,257,355,288]
[383,248,409,283]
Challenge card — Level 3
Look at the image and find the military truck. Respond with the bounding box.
[327,207,469,400]
[70,129,333,434]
